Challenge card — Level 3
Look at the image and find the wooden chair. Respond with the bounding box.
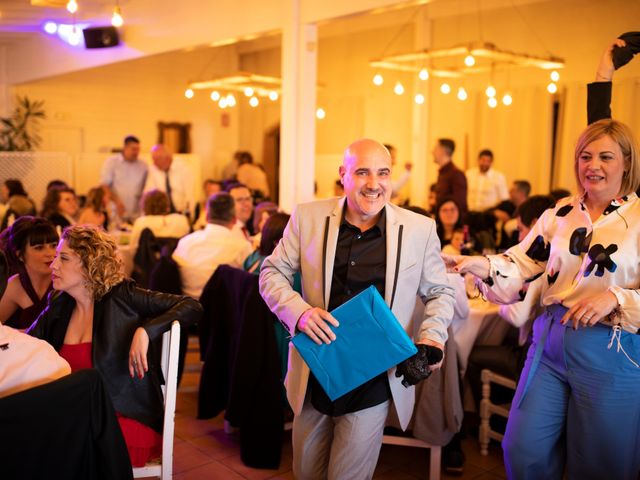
[133,321,181,479]
[478,368,516,456]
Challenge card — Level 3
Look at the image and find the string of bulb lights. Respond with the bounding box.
[183,73,327,119]
[370,47,563,109]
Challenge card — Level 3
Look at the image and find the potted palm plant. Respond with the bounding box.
[0,96,46,151]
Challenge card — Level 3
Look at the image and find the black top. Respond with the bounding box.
[309,207,390,416]
[28,279,202,432]
[587,81,612,125]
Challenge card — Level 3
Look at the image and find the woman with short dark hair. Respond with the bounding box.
[0,216,58,329]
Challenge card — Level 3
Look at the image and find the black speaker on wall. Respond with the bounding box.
[83,26,120,49]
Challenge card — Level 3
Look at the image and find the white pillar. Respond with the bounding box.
[0,46,10,117]
[410,12,431,208]
[280,0,317,212]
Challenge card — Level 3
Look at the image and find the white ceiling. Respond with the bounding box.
[0,0,129,43]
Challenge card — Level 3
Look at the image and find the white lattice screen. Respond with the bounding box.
[0,151,203,207]
[0,152,74,206]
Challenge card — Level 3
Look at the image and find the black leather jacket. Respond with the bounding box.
[29,279,202,432]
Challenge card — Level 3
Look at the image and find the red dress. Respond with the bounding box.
[59,343,162,467]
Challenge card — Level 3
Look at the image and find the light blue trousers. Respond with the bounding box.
[503,304,640,480]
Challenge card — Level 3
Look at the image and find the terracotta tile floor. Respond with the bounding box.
[168,341,506,480]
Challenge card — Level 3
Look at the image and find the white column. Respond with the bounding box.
[409,12,431,208]
[0,46,10,117]
[280,0,317,212]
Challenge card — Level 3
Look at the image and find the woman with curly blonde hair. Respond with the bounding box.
[29,225,202,467]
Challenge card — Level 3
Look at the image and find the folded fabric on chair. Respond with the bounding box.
[292,285,417,401]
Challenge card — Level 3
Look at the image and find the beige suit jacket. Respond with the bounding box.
[259,197,455,430]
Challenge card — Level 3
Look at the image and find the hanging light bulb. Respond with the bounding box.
[249,96,259,107]
[502,93,513,106]
[218,97,228,109]
[440,83,451,94]
[414,93,425,105]
[485,85,496,98]
[419,68,429,81]
[268,91,279,101]
[226,94,236,107]
[210,91,220,101]
[68,26,81,46]
[184,88,194,99]
[550,70,560,82]
[488,97,498,108]
[464,54,476,67]
[457,87,468,101]
[373,73,384,86]
[547,82,558,94]
[66,0,78,14]
[316,107,326,120]
[244,87,254,97]
[111,5,123,27]
[394,81,404,95]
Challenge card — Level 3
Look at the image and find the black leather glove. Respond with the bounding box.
[395,344,444,388]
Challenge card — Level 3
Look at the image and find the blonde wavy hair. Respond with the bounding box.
[61,225,125,300]
[574,119,640,196]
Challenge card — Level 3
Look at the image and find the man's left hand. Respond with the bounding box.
[395,341,444,388]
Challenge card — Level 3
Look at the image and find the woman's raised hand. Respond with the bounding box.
[596,38,626,82]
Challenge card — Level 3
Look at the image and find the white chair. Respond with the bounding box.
[478,368,516,456]
[133,321,181,479]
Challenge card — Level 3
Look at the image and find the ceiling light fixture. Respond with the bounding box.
[66,0,78,14]
[111,2,124,28]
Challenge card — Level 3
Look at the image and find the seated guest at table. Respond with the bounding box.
[443,119,640,479]
[173,192,252,299]
[41,186,78,231]
[129,189,191,251]
[244,213,291,274]
[226,182,255,239]
[0,217,58,329]
[193,179,223,230]
[250,201,279,249]
[78,186,109,230]
[435,196,464,247]
[0,179,37,229]
[0,322,70,398]
[441,228,465,256]
[28,224,202,466]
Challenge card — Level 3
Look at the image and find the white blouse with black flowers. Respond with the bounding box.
[478,192,640,334]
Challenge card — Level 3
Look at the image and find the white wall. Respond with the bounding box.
[11,45,243,194]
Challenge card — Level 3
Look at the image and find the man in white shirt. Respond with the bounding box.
[100,135,148,222]
[143,144,196,220]
[465,149,509,211]
[172,192,252,299]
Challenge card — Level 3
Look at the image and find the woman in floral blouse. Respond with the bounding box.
[443,119,640,480]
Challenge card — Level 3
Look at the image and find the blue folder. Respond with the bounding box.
[292,285,417,401]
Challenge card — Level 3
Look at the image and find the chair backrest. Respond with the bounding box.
[132,320,180,479]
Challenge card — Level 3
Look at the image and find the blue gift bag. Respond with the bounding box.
[292,285,417,401]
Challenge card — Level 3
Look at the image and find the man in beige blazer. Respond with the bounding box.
[260,139,455,479]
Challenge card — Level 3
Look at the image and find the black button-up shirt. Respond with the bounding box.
[309,208,390,416]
